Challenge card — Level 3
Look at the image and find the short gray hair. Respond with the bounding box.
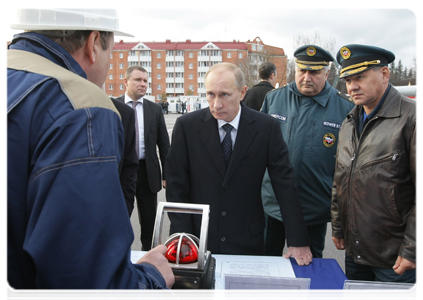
[33,30,113,54]
[205,62,245,90]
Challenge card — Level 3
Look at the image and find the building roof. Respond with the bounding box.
[113,40,248,51]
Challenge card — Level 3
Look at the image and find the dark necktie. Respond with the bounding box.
[221,123,233,168]
[131,101,140,159]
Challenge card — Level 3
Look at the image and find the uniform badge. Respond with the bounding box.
[340,47,351,60]
[323,133,336,148]
[307,46,316,56]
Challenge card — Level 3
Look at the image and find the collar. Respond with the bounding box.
[217,104,242,130]
[9,32,86,78]
[289,81,331,107]
[125,93,144,105]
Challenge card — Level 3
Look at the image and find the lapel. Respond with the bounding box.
[197,104,258,181]
[224,103,257,182]
[197,109,227,178]
[143,99,152,142]
[115,95,125,103]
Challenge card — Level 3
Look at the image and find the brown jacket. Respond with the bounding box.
[331,86,415,268]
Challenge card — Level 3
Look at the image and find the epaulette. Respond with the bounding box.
[337,91,354,103]
[266,84,287,96]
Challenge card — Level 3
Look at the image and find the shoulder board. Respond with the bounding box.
[337,91,354,103]
[266,84,287,95]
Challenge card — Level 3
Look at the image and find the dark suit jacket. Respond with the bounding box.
[242,80,274,111]
[166,102,309,255]
[115,96,169,193]
[111,98,138,215]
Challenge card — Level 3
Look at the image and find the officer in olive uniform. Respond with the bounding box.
[261,44,354,258]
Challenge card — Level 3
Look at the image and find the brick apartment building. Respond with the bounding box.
[105,36,287,102]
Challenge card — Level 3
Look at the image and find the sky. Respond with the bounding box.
[3,7,421,67]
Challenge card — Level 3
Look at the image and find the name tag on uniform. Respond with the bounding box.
[271,114,287,122]
[322,121,341,129]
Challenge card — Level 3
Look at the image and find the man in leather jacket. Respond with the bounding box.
[331,44,415,283]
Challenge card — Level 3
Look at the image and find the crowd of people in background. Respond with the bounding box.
[7,8,415,290]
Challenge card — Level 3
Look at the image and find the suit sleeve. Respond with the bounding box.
[165,117,194,234]
[156,106,170,181]
[120,108,138,216]
[266,118,310,247]
[25,107,167,289]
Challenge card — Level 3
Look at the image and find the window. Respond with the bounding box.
[109,74,113,79]
[119,84,124,90]
[157,63,161,69]
[167,72,174,78]
[175,83,184,88]
[175,50,183,56]
[210,50,221,56]
[189,52,193,58]
[119,52,124,58]
[175,72,183,78]
[167,83,174,88]
[198,83,204,89]
[189,63,193,69]
[189,74,193,79]
[252,45,257,51]
[110,53,113,59]
[141,62,151,68]
[200,50,208,56]
[129,51,136,56]
[227,52,232,58]
[157,84,161,90]
[119,74,124,79]
[198,61,209,67]
[157,74,161,79]
[109,84,113,90]
[189,84,193,90]
[166,50,174,56]
[166,62,174,68]
[119,63,124,69]
[198,72,206,78]
[239,53,243,58]
[157,52,161,58]
[175,61,184,67]
[258,45,263,52]
[110,64,113,69]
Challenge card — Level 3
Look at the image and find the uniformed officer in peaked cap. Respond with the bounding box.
[331,44,415,283]
[336,44,395,78]
[260,45,354,259]
[294,44,335,71]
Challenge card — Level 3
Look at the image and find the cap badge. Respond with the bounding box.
[340,47,351,60]
[323,133,336,148]
[307,46,317,56]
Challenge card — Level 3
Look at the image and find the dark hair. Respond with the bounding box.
[125,66,148,79]
[38,30,113,54]
[258,62,277,80]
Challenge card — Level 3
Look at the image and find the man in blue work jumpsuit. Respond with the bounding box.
[261,45,354,258]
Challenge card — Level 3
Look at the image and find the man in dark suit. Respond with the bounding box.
[116,66,170,251]
[242,62,277,111]
[110,98,138,216]
[166,63,312,265]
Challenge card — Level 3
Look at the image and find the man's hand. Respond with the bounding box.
[332,237,345,250]
[162,180,167,189]
[136,245,175,288]
[393,256,416,275]
[283,246,313,266]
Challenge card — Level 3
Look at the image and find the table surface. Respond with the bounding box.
[130,251,347,289]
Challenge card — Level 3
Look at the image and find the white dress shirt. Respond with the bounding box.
[124,94,145,160]
[217,104,242,149]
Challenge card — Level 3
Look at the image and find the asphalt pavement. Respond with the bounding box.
[130,111,346,271]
